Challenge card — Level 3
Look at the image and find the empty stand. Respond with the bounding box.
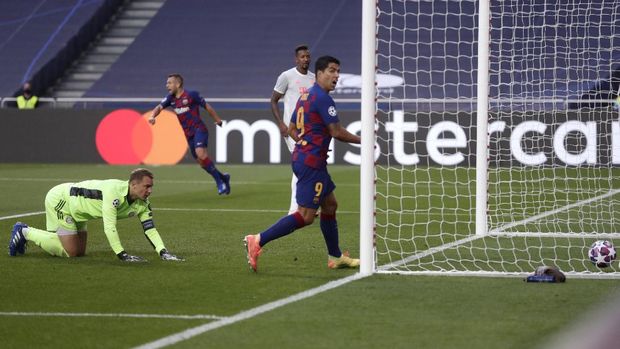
[85,0,362,98]
[0,0,101,97]
[51,0,166,98]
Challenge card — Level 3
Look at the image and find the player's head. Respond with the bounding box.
[22,81,33,97]
[129,168,154,200]
[295,45,311,73]
[166,74,184,95]
[315,56,340,92]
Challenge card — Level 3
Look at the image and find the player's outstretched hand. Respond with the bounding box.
[148,116,156,125]
[160,249,185,261]
[117,251,147,262]
[215,119,223,127]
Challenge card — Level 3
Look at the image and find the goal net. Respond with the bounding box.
[369,0,620,277]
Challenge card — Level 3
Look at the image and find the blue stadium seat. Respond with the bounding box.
[0,0,103,96]
[85,0,361,98]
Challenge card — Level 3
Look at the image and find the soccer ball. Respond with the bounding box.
[588,240,616,268]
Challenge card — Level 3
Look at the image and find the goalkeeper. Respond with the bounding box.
[8,168,183,262]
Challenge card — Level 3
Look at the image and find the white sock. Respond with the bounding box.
[288,173,298,214]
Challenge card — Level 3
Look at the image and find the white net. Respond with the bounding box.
[374,0,620,277]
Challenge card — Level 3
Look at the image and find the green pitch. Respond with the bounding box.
[1,164,619,348]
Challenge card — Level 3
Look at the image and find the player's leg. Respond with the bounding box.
[288,173,299,214]
[319,191,341,258]
[58,229,87,257]
[18,187,70,257]
[243,163,315,271]
[58,222,88,257]
[193,131,231,195]
[258,164,323,246]
[20,227,69,257]
[285,136,298,214]
[244,208,308,271]
[77,223,88,255]
[319,178,359,269]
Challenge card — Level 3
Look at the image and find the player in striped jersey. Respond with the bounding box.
[150,73,231,195]
[8,168,183,262]
[271,45,316,214]
[245,56,361,272]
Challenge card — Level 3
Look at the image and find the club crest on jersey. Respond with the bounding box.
[65,216,74,224]
[328,106,337,117]
[128,211,135,217]
[182,99,188,105]
[112,199,120,208]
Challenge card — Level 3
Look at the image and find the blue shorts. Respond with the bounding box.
[293,162,336,209]
[188,130,209,159]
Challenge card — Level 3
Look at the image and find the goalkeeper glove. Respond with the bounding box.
[117,251,147,262]
[160,249,185,261]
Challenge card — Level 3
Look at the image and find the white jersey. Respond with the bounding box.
[274,67,315,153]
[273,67,315,128]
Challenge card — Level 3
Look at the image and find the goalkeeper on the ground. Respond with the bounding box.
[8,168,183,262]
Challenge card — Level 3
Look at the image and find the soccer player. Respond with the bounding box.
[149,73,231,195]
[245,56,361,272]
[8,168,183,262]
[271,45,316,214]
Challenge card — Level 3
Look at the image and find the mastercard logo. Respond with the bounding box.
[96,109,187,165]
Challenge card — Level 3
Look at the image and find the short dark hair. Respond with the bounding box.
[295,45,309,55]
[315,56,340,74]
[129,168,154,183]
[167,73,184,87]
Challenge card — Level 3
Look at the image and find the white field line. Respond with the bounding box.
[377,234,484,272]
[0,211,45,221]
[0,311,224,320]
[132,273,367,349]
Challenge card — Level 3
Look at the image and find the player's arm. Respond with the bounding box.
[149,96,171,125]
[272,72,290,137]
[270,91,288,137]
[317,95,361,144]
[100,191,144,262]
[138,204,184,261]
[327,123,361,144]
[288,121,300,142]
[204,102,223,127]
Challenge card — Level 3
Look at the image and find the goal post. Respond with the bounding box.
[360,0,620,278]
[360,0,376,276]
[475,0,489,237]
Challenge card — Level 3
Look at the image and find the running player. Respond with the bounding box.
[245,56,360,272]
[271,45,315,214]
[8,168,183,262]
[150,73,231,195]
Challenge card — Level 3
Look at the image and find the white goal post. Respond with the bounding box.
[360,0,620,278]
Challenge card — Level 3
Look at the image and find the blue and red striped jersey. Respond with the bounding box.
[290,83,340,169]
[160,90,208,137]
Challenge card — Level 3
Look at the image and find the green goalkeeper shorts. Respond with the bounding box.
[45,183,87,234]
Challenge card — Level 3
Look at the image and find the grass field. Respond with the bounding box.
[1,164,620,348]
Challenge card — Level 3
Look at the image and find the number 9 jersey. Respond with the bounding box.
[290,83,340,170]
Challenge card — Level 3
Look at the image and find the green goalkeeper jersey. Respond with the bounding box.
[61,179,165,255]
